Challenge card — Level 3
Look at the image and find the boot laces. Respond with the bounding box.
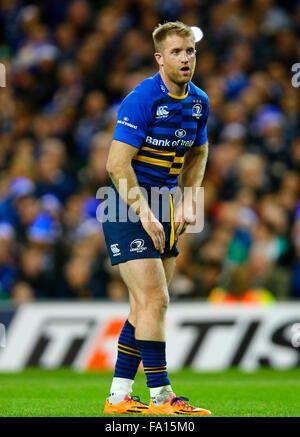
[128,395,148,406]
[170,396,195,410]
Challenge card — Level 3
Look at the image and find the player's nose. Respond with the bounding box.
[181,53,188,63]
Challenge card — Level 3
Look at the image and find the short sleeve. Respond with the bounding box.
[193,97,209,147]
[113,91,152,149]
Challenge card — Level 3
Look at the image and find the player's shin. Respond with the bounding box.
[109,319,141,404]
[135,339,174,405]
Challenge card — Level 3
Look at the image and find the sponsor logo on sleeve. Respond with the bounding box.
[117,118,138,129]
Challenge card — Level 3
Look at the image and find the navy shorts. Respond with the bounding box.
[102,185,179,266]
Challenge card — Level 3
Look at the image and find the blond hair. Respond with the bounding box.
[152,21,194,52]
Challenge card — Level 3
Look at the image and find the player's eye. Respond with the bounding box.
[187,48,195,54]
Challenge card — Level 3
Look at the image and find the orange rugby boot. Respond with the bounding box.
[104,395,150,414]
[149,394,212,416]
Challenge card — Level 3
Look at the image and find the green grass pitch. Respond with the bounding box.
[0,368,299,417]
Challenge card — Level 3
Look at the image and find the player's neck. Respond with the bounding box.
[159,71,188,97]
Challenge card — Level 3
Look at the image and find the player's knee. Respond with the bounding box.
[137,289,169,313]
[153,294,169,315]
[160,292,169,311]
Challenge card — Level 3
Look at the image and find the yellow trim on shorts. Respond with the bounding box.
[170,195,175,250]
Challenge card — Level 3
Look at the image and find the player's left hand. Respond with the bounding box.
[174,205,195,239]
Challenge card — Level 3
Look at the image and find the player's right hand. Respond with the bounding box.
[140,212,165,254]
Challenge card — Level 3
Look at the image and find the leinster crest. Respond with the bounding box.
[192,103,202,119]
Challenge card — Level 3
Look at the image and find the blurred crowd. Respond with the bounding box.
[0,0,299,303]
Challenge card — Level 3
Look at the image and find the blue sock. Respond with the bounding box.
[114,320,141,380]
[135,339,170,388]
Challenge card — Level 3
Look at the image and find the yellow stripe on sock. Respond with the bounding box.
[143,366,167,370]
[118,347,141,358]
[118,343,140,354]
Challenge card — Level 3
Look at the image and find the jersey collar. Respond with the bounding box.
[155,72,189,100]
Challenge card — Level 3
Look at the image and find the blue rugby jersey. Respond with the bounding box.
[113,72,209,188]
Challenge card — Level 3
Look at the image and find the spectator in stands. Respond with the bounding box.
[0,222,17,300]
[13,245,54,300]
[0,0,299,300]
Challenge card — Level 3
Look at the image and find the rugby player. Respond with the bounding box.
[103,21,211,415]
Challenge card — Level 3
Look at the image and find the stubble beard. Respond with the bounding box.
[166,64,195,87]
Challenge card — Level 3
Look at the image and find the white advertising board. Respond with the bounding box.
[0,302,299,372]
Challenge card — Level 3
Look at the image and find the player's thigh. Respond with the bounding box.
[118,257,169,306]
[162,255,177,287]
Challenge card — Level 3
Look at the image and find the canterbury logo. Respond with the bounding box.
[156,105,169,117]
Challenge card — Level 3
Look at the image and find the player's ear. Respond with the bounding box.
[154,52,163,67]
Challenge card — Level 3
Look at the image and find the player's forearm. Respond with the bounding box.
[181,142,208,205]
[107,164,153,219]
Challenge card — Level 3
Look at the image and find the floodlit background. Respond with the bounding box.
[0,0,300,417]
[0,0,299,302]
